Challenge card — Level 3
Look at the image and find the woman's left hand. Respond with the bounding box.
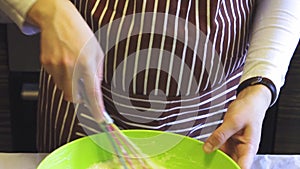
[203,85,272,169]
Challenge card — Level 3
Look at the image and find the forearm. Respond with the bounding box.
[0,0,38,34]
[241,0,300,105]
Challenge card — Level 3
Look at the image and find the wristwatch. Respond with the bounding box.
[236,76,277,106]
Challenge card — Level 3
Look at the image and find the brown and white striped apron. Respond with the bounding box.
[36,0,255,152]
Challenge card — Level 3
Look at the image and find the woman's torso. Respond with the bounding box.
[37,0,255,152]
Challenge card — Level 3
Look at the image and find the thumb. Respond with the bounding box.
[203,119,242,153]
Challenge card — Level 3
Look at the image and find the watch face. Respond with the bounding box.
[250,76,263,85]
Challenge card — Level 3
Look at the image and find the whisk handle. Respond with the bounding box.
[102,110,113,124]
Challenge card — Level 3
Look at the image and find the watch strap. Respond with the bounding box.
[237,76,277,106]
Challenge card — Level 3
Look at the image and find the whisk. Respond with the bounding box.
[78,79,154,169]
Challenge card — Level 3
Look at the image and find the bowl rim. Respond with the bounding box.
[37,129,240,169]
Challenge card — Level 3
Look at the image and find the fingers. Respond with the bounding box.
[202,97,262,169]
[42,60,75,102]
[61,78,73,101]
[237,152,255,169]
[81,70,105,122]
[203,122,254,169]
[237,126,260,169]
[203,116,243,153]
[72,36,106,122]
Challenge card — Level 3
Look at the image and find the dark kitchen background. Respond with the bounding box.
[0,22,299,154]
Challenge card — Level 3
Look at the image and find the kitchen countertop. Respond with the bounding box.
[0,153,47,169]
[0,153,300,169]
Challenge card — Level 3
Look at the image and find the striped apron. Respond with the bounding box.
[37,0,255,152]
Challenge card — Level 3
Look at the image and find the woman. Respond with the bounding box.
[1,0,299,168]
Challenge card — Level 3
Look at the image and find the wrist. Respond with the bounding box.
[237,76,277,107]
[26,0,69,29]
[237,84,272,109]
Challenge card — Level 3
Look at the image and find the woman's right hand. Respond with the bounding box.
[27,0,106,121]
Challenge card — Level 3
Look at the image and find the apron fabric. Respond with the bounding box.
[36,0,255,152]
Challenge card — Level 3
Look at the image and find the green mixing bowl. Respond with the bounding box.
[37,130,240,169]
